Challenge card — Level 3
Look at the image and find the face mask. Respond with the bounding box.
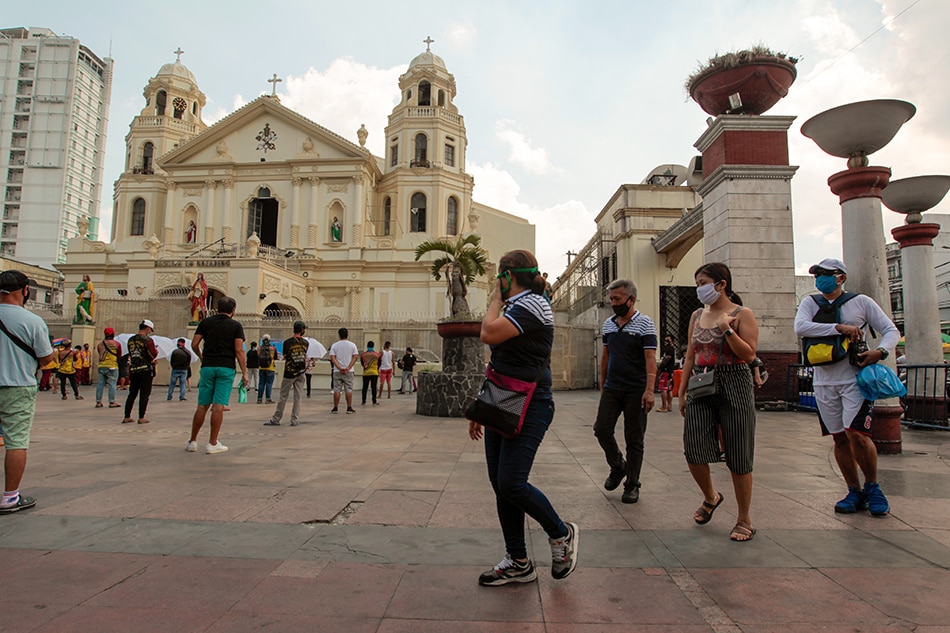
[612,300,631,318]
[697,283,720,305]
[815,275,839,294]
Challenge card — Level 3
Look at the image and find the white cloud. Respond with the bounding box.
[469,161,595,274]
[494,120,558,174]
[447,21,477,50]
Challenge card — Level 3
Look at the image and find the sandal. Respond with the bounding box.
[121,418,134,424]
[109,403,121,408]
[694,491,724,525]
[730,522,756,542]
[95,402,104,408]
[137,419,150,425]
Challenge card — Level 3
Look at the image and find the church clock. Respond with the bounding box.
[173,97,187,113]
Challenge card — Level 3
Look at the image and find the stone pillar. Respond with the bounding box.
[694,115,800,395]
[352,175,364,248]
[203,179,217,244]
[70,323,97,351]
[892,222,945,423]
[308,176,320,248]
[291,177,302,248]
[222,179,234,243]
[828,166,902,453]
[163,183,176,246]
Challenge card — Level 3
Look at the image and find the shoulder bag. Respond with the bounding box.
[465,364,544,438]
[686,309,731,400]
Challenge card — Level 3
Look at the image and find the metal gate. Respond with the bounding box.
[659,285,702,353]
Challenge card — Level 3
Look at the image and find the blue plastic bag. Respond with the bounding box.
[856,363,907,401]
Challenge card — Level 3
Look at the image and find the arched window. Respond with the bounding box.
[192,101,197,115]
[155,90,166,116]
[412,133,428,167]
[447,197,458,236]
[131,198,146,236]
[438,90,445,107]
[418,81,431,106]
[383,197,392,236]
[410,193,426,232]
[142,142,154,173]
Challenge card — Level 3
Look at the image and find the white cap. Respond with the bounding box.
[142,319,155,330]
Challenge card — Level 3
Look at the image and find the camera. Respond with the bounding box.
[848,339,869,366]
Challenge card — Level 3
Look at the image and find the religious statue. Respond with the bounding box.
[185,220,197,244]
[75,274,95,324]
[331,216,342,242]
[188,272,209,324]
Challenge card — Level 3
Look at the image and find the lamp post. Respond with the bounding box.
[884,175,950,422]
[801,99,917,454]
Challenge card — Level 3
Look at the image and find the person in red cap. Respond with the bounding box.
[95,326,122,408]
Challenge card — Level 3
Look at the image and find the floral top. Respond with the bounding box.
[691,307,746,368]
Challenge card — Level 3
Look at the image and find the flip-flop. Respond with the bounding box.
[730,522,756,542]
[694,492,724,525]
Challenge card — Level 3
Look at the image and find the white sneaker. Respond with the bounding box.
[205,442,228,454]
[184,440,198,452]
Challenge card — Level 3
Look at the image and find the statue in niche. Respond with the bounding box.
[331,216,342,242]
[185,220,197,244]
[74,274,95,324]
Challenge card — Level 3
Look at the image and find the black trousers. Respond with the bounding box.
[362,375,379,404]
[306,374,312,396]
[593,388,648,491]
[125,372,153,419]
[59,372,79,398]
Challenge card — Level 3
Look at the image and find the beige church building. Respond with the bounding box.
[58,47,533,335]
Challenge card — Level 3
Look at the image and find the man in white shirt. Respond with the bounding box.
[794,258,900,517]
[0,271,54,514]
[328,327,359,414]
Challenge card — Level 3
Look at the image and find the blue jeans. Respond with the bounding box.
[483,397,566,560]
[258,370,275,401]
[96,367,118,404]
[167,369,188,400]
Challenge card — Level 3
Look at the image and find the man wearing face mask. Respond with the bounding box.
[0,270,54,513]
[593,278,657,504]
[794,258,899,517]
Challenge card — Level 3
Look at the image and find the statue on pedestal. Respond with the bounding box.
[75,274,95,324]
[331,216,342,242]
[185,220,197,244]
[188,272,209,324]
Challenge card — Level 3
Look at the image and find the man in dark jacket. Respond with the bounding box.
[246,341,259,391]
[167,338,191,401]
[264,321,309,426]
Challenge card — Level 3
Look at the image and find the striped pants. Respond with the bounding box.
[683,363,756,475]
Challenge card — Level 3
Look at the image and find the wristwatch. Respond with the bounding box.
[724,328,735,337]
[877,347,889,360]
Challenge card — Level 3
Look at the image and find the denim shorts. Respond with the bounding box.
[198,366,236,406]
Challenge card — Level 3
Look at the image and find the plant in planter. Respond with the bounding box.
[686,45,798,116]
[414,233,489,319]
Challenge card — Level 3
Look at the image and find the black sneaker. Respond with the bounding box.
[621,485,640,504]
[0,495,37,514]
[604,469,625,491]
[550,521,579,580]
[478,556,537,586]
[346,407,356,414]
[331,407,338,413]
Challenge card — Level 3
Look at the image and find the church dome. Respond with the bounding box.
[408,50,447,71]
[156,61,198,85]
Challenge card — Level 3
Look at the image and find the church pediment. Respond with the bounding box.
[158,96,375,170]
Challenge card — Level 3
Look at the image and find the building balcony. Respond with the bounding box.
[410,159,431,168]
[133,115,199,135]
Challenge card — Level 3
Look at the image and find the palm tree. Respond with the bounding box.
[414,234,489,317]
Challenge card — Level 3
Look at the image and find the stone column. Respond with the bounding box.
[694,115,799,400]
[203,179,217,244]
[291,177,302,248]
[892,222,945,422]
[828,166,902,453]
[352,175,364,247]
[222,179,234,243]
[308,176,320,248]
[163,182,176,246]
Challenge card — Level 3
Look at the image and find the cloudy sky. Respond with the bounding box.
[10,0,948,277]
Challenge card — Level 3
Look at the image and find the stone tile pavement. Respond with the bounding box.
[2,386,949,631]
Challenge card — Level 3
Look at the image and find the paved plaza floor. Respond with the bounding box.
[2,385,949,632]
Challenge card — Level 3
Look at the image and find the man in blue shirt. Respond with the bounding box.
[594,279,658,504]
[0,270,54,513]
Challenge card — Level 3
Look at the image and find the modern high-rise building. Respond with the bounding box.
[0,26,112,267]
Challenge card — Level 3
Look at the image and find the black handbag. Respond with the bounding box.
[465,365,541,438]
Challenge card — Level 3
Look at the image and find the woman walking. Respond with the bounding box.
[470,249,578,586]
[678,262,759,542]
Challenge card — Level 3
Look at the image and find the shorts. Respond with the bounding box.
[379,368,393,384]
[683,364,756,475]
[657,372,672,393]
[198,366,237,406]
[815,383,872,436]
[332,371,354,393]
[0,386,38,450]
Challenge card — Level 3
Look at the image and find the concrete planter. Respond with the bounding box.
[689,57,796,116]
[436,321,482,338]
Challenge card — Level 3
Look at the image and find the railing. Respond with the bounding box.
[134,115,199,135]
[784,363,950,430]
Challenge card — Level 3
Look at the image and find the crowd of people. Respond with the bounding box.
[0,253,900,594]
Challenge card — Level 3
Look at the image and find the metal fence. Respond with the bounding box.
[783,363,949,430]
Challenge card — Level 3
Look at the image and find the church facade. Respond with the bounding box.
[58,47,534,332]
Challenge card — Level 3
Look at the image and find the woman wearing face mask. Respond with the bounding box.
[678,262,759,542]
[470,249,578,587]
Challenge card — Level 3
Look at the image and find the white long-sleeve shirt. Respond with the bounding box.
[794,293,900,386]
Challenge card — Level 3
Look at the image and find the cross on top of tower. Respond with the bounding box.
[173,47,184,63]
[423,36,434,52]
[267,73,282,97]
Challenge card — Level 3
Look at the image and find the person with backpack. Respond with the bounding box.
[794,258,900,517]
[360,341,382,406]
[264,321,309,426]
[122,320,158,425]
[257,334,276,404]
[95,327,122,408]
[57,342,82,400]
